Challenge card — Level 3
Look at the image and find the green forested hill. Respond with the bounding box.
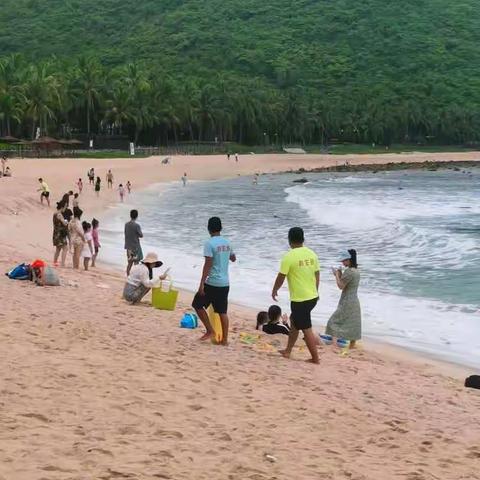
[1,0,480,145]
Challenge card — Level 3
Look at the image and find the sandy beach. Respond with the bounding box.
[1,152,480,480]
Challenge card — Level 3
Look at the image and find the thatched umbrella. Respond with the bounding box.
[31,136,62,146]
[0,135,21,143]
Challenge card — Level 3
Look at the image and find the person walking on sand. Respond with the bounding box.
[181,172,187,187]
[325,250,361,349]
[91,218,100,267]
[118,183,125,202]
[235,153,239,163]
[94,176,101,197]
[126,181,132,194]
[88,168,95,185]
[38,178,50,207]
[192,217,236,344]
[271,227,320,364]
[53,200,69,267]
[77,178,83,194]
[68,207,85,270]
[106,169,114,189]
[124,209,144,275]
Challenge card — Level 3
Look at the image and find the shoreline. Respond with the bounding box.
[95,168,476,378]
[1,153,480,479]
[2,152,478,376]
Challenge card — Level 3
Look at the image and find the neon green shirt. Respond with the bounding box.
[280,246,319,302]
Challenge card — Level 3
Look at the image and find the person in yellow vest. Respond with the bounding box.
[272,227,320,364]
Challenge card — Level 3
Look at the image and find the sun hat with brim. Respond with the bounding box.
[338,251,351,262]
[142,252,163,267]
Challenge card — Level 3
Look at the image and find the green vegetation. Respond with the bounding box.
[1,0,480,146]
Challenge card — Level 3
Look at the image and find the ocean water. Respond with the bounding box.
[99,168,480,368]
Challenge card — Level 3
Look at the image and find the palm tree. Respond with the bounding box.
[22,62,60,138]
[0,54,25,136]
[74,56,104,136]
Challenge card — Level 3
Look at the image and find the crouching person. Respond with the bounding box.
[123,252,167,304]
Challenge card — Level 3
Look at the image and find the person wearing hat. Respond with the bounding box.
[123,252,168,304]
[325,249,361,348]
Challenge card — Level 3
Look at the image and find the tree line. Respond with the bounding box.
[1,54,479,147]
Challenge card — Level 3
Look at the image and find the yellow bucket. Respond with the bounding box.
[152,283,179,311]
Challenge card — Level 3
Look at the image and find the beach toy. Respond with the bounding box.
[152,277,179,311]
[180,313,198,329]
[208,305,223,344]
[337,338,350,349]
[319,334,333,345]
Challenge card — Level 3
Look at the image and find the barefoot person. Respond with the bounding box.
[192,217,236,344]
[68,207,85,270]
[272,227,320,364]
[325,249,361,349]
[37,178,50,206]
[123,252,167,304]
[124,209,144,275]
[106,169,114,189]
[52,200,69,267]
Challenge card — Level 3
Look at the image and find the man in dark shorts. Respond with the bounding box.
[37,178,50,206]
[124,209,144,275]
[272,227,320,364]
[192,217,236,345]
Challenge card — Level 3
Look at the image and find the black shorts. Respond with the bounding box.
[41,191,50,198]
[290,297,318,330]
[192,284,230,315]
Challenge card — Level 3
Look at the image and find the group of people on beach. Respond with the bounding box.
[85,167,132,201]
[52,187,100,270]
[45,164,361,364]
[120,207,361,363]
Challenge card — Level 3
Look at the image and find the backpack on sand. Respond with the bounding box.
[6,263,31,280]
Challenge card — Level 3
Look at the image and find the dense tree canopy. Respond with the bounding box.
[1,0,480,145]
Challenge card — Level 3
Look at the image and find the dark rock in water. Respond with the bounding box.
[454,167,461,171]
[373,170,378,174]
[293,178,309,184]
[398,187,404,190]
[299,167,306,173]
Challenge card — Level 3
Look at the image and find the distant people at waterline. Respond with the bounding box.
[181,172,187,187]
[126,181,132,194]
[77,178,83,194]
[95,176,101,196]
[272,227,320,364]
[123,252,167,304]
[119,184,125,202]
[88,168,95,185]
[325,249,361,348]
[125,209,144,276]
[106,169,114,188]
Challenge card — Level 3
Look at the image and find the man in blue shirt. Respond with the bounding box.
[192,217,236,344]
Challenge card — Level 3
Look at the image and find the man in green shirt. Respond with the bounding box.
[272,227,320,364]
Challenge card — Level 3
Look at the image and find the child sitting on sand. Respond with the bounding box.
[81,221,94,271]
[256,305,291,335]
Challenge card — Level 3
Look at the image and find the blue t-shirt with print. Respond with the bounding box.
[204,236,234,287]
